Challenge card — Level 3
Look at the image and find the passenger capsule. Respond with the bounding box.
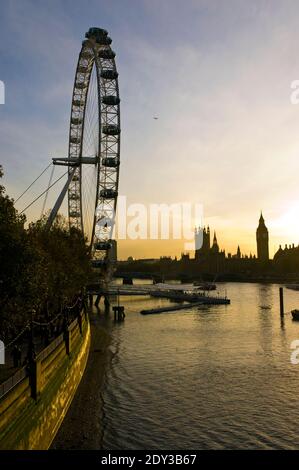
[100,188,118,198]
[81,50,93,59]
[101,69,118,80]
[86,27,108,38]
[70,136,81,144]
[98,48,116,60]
[102,95,120,106]
[102,157,119,167]
[75,81,87,89]
[102,125,120,136]
[69,211,80,218]
[73,99,82,107]
[71,117,83,125]
[77,65,88,73]
[95,241,112,250]
[96,36,112,46]
[69,193,79,200]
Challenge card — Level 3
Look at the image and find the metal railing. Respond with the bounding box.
[0,366,28,400]
[37,333,64,363]
[0,310,86,401]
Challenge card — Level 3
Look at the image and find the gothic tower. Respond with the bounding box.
[211,231,219,253]
[256,212,269,261]
[195,226,211,259]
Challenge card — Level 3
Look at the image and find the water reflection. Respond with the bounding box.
[100,282,299,449]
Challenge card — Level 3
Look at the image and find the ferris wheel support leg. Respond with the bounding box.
[46,167,76,230]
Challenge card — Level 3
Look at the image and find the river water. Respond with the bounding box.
[101,282,299,449]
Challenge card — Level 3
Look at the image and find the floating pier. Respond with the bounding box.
[140,297,230,315]
[88,283,230,314]
[149,290,229,303]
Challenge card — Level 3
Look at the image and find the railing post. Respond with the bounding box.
[29,358,42,400]
[279,287,284,318]
[27,314,41,400]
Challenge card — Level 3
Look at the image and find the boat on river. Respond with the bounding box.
[193,281,216,291]
[150,283,229,303]
[286,284,299,291]
[151,289,208,302]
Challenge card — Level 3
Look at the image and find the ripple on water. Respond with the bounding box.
[101,283,299,449]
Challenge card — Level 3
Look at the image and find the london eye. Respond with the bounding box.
[51,27,120,276]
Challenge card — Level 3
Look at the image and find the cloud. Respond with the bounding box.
[2,0,299,257]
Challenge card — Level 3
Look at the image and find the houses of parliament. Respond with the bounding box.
[118,212,299,280]
[193,212,269,263]
[178,212,299,278]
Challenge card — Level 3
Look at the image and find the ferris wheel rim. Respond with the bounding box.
[67,28,120,265]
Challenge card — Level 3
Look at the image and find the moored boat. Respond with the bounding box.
[193,282,216,291]
[285,284,299,291]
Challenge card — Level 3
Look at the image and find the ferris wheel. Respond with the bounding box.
[52,27,120,273]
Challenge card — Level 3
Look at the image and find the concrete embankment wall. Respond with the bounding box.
[0,312,90,449]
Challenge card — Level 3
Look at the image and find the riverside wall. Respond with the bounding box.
[0,312,90,449]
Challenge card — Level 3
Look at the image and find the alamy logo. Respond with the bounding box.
[0,340,5,364]
[95,197,204,251]
[0,81,4,104]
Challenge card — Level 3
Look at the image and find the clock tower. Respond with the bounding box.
[256,212,269,261]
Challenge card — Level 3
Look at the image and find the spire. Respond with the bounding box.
[257,211,267,230]
[256,211,269,261]
[211,231,219,253]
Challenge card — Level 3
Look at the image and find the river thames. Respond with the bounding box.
[100,282,299,449]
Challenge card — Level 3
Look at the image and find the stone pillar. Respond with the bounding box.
[30,358,42,400]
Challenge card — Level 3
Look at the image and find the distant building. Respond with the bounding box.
[137,258,159,264]
[211,231,219,253]
[273,243,299,272]
[195,213,269,266]
[194,227,225,272]
[256,212,269,261]
[195,226,210,259]
[118,212,299,278]
[232,245,241,259]
[181,253,190,262]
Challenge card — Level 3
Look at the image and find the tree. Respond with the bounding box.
[0,167,92,341]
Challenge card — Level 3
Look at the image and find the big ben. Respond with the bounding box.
[256,212,269,261]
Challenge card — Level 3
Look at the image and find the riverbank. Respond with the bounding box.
[51,308,111,449]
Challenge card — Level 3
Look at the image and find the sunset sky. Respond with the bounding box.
[1,0,299,260]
